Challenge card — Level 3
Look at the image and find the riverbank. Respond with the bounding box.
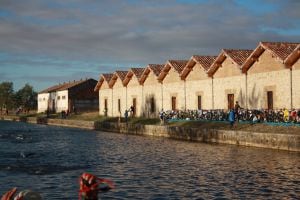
[1,115,300,152]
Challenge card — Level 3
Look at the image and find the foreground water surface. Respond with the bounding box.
[0,120,299,199]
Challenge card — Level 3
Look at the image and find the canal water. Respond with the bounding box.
[0,120,299,199]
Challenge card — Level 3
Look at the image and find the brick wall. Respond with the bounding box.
[292,59,300,108]
[247,50,291,109]
[98,47,299,115]
[162,68,185,110]
[126,76,143,116]
[185,63,213,109]
[213,57,246,109]
[99,81,112,116]
[112,79,126,117]
[142,70,162,117]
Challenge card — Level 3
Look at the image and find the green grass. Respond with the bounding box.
[94,116,160,125]
[167,120,300,134]
[126,117,160,125]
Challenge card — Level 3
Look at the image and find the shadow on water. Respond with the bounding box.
[0,163,88,175]
[0,150,89,175]
[0,130,36,143]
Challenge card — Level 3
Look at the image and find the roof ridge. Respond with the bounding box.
[261,41,300,45]
[223,49,253,52]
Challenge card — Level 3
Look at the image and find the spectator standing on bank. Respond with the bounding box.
[291,109,297,122]
[234,101,241,122]
[159,109,165,125]
[297,109,300,123]
[283,108,289,122]
[124,109,128,123]
[228,109,235,128]
[130,105,134,117]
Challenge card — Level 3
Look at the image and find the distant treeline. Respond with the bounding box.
[0,82,37,112]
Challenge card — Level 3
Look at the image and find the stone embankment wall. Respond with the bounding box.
[95,122,300,152]
[1,116,299,152]
[0,116,95,130]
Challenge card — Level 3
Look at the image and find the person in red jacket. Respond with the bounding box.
[79,172,115,200]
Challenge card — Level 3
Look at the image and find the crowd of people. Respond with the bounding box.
[159,102,300,125]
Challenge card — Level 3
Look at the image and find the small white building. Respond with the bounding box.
[37,78,98,113]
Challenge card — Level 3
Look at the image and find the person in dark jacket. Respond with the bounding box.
[234,101,241,122]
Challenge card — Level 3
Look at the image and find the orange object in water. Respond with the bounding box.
[79,172,115,200]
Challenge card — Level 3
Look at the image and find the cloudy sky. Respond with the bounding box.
[0,0,299,91]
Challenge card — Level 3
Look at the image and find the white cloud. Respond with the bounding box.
[0,0,299,90]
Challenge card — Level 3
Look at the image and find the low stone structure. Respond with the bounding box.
[96,122,300,152]
[2,116,299,151]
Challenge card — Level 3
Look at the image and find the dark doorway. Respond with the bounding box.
[132,98,136,117]
[171,96,176,110]
[197,95,202,110]
[104,99,108,116]
[267,91,273,110]
[227,94,234,109]
[118,99,121,113]
[150,97,155,113]
[52,99,55,113]
[104,99,108,110]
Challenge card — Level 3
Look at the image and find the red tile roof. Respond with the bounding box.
[94,73,114,91]
[102,73,114,82]
[123,68,145,86]
[130,68,145,79]
[108,70,128,87]
[168,60,189,73]
[261,42,299,61]
[57,79,87,91]
[40,79,94,93]
[180,55,217,79]
[223,49,253,66]
[242,41,300,72]
[207,49,253,76]
[148,64,164,76]
[139,64,164,84]
[285,44,300,67]
[157,60,188,82]
[192,55,218,71]
[115,71,128,81]
[39,84,64,94]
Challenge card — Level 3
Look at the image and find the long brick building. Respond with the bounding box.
[94,41,300,117]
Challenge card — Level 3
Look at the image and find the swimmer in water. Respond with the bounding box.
[1,188,42,200]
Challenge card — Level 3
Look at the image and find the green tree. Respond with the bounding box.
[0,82,14,112]
[15,83,37,111]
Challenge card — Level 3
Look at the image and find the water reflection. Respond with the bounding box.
[0,121,299,199]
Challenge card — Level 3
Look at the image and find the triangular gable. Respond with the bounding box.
[207,49,252,77]
[94,73,113,91]
[242,41,299,72]
[108,70,128,88]
[180,55,217,80]
[139,64,164,84]
[285,44,300,67]
[157,60,188,82]
[123,68,145,86]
